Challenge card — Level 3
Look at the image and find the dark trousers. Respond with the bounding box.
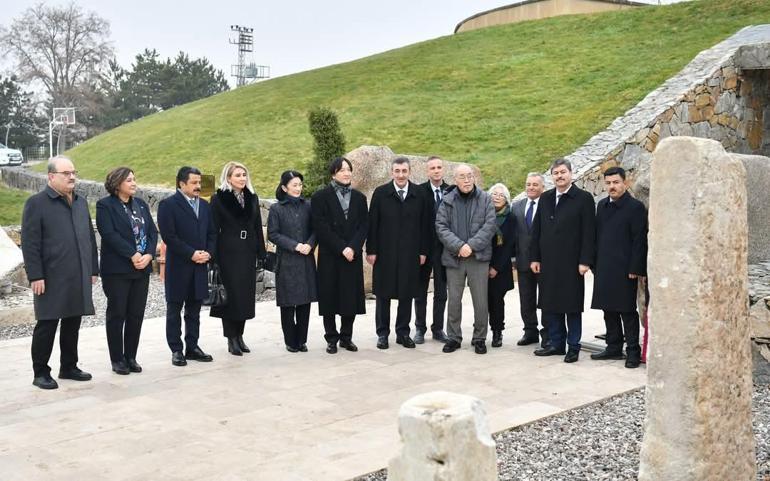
[31,316,81,377]
[488,288,506,333]
[604,310,641,361]
[375,296,412,338]
[280,304,310,349]
[543,311,582,352]
[222,319,246,338]
[414,253,447,334]
[517,269,548,341]
[166,299,202,353]
[323,314,355,344]
[102,275,149,362]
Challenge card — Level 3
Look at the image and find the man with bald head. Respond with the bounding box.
[435,164,496,354]
[22,156,99,389]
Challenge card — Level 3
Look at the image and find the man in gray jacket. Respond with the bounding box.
[435,164,496,354]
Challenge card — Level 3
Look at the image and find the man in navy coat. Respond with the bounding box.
[157,166,217,366]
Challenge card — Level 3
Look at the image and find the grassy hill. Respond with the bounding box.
[64,0,770,193]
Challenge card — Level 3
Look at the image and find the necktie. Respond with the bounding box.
[398,189,405,202]
[435,188,442,211]
[525,200,534,229]
[556,193,562,207]
[189,198,198,218]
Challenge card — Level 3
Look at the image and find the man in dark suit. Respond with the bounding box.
[157,166,217,366]
[590,167,648,368]
[367,157,429,349]
[511,173,549,348]
[413,156,449,344]
[530,158,596,363]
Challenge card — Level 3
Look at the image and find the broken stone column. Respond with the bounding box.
[388,391,497,481]
[639,137,756,481]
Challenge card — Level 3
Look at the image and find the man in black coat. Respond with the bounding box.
[413,156,449,344]
[157,166,217,366]
[367,157,429,349]
[530,159,596,363]
[590,167,648,368]
[22,156,99,389]
[511,173,549,348]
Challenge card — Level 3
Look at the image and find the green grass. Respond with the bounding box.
[0,185,31,225]
[62,0,770,193]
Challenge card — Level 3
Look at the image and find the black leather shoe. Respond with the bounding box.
[228,338,243,356]
[625,358,641,369]
[396,336,416,348]
[442,340,461,353]
[432,330,448,343]
[590,349,625,360]
[377,336,389,350]
[564,350,580,363]
[326,342,338,354]
[58,367,92,381]
[32,374,58,390]
[299,344,308,352]
[286,345,299,353]
[185,346,213,362]
[492,331,503,348]
[111,361,130,375]
[339,340,358,352]
[126,359,142,373]
[540,338,551,349]
[172,351,187,366]
[414,332,425,344]
[237,336,251,353]
[472,340,488,354]
[534,346,566,356]
[517,335,539,346]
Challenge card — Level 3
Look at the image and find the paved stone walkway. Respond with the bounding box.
[0,275,645,481]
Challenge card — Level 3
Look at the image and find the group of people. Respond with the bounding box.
[21,153,647,391]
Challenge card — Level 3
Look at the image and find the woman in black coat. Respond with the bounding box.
[96,167,158,375]
[310,157,368,354]
[209,161,267,356]
[487,183,516,348]
[267,170,317,352]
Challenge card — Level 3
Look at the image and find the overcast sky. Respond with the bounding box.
[1,0,683,85]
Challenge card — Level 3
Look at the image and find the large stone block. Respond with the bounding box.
[731,154,770,263]
[388,391,497,481]
[0,228,24,286]
[640,137,755,481]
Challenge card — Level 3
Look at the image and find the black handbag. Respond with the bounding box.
[203,262,228,307]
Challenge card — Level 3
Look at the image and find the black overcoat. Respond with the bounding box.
[591,192,648,312]
[488,211,516,297]
[530,185,596,313]
[96,195,158,277]
[21,186,99,320]
[267,197,318,307]
[208,189,266,320]
[157,191,217,303]
[311,185,368,316]
[367,181,430,299]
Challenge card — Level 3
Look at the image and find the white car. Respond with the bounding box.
[0,143,24,166]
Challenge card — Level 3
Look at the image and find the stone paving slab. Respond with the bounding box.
[0,274,645,481]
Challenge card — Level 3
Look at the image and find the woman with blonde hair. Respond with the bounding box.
[209,161,267,355]
[487,182,516,348]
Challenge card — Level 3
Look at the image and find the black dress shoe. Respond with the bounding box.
[396,336,416,348]
[186,346,213,362]
[517,335,539,346]
[126,359,142,373]
[32,374,58,390]
[326,342,338,354]
[286,345,299,353]
[492,331,503,348]
[299,344,308,352]
[414,332,425,344]
[237,336,251,353]
[339,340,358,352]
[590,349,624,361]
[432,330,448,343]
[540,338,551,349]
[376,336,389,349]
[111,361,130,375]
[228,337,243,356]
[58,367,92,381]
[172,351,187,366]
[564,350,580,363]
[534,346,566,357]
[625,358,641,369]
[442,340,461,353]
[472,340,488,354]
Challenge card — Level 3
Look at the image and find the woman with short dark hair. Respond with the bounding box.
[267,170,317,352]
[96,167,158,374]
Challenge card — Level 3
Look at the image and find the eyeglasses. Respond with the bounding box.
[491,192,506,198]
[53,171,78,177]
[455,174,475,181]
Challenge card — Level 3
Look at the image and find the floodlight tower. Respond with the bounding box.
[229,25,270,87]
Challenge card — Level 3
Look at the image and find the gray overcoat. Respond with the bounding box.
[21,186,99,320]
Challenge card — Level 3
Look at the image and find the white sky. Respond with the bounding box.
[0,0,685,86]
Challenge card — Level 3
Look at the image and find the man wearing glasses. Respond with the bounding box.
[22,156,99,389]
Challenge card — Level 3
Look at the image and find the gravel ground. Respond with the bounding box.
[355,386,770,481]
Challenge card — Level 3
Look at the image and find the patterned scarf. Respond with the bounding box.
[494,204,510,246]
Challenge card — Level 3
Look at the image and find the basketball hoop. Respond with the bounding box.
[49,107,77,157]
